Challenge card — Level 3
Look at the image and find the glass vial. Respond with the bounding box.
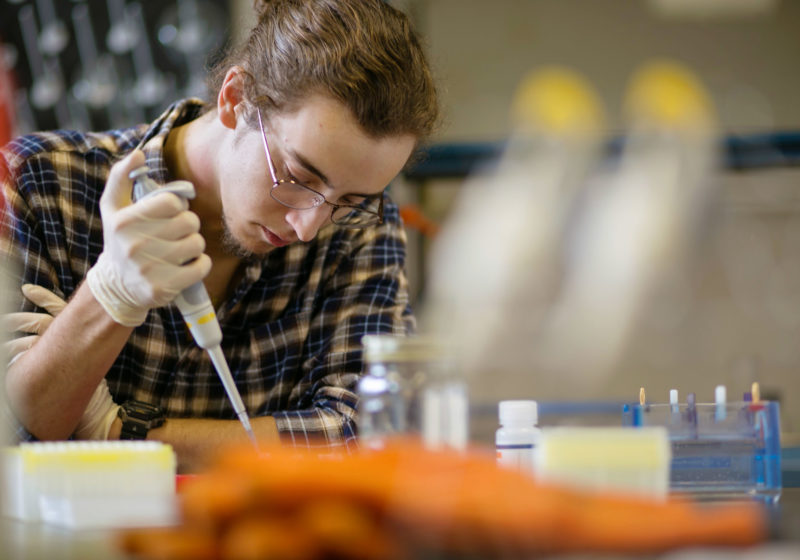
[496,400,540,475]
[357,335,411,449]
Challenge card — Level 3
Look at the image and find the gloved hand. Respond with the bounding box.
[86,150,212,326]
[1,283,65,362]
[2,284,120,439]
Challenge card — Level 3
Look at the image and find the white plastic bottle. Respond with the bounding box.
[496,400,540,475]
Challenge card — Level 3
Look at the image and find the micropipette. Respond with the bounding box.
[128,166,258,446]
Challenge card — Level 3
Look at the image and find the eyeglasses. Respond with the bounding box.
[256,107,384,228]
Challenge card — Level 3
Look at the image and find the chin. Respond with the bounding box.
[221,213,276,258]
[221,226,270,259]
[232,238,277,259]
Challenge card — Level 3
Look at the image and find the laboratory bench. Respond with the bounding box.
[2,489,798,560]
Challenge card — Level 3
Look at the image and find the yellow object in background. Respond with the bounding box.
[511,66,606,137]
[624,59,716,131]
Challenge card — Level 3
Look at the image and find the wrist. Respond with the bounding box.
[87,257,149,327]
[109,416,122,440]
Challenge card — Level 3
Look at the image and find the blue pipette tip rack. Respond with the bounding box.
[622,399,782,503]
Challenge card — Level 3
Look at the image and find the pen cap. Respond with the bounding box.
[499,400,538,427]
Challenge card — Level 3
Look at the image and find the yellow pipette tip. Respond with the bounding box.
[624,59,715,130]
[511,66,606,137]
[639,387,646,406]
[751,382,761,403]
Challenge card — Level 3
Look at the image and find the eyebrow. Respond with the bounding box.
[288,148,383,200]
[290,148,332,189]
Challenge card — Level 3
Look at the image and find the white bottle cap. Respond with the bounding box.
[499,400,538,427]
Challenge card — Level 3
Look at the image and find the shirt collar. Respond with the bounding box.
[136,98,206,184]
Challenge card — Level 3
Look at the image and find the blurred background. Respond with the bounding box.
[0,0,231,132]
[1,0,800,441]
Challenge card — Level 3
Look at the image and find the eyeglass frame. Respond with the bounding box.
[256,106,384,228]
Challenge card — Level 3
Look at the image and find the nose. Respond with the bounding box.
[285,205,330,242]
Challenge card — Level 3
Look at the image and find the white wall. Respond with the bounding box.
[418,0,800,142]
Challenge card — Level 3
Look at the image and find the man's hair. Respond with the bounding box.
[206,0,439,142]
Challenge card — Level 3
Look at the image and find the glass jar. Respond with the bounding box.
[357,334,467,450]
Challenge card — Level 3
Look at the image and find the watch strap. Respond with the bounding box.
[118,400,165,440]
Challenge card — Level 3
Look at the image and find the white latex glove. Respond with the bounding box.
[73,378,120,441]
[1,284,66,362]
[1,283,120,439]
[86,150,212,326]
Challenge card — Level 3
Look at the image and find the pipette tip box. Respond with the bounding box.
[534,426,671,499]
[2,440,178,529]
[622,400,782,503]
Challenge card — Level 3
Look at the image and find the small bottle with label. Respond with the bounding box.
[496,400,540,475]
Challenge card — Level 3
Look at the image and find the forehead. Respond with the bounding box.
[266,95,417,194]
[266,94,398,148]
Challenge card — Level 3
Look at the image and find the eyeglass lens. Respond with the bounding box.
[271,182,382,226]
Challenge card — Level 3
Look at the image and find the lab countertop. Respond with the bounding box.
[2,489,799,560]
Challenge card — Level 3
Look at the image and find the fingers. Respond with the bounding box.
[140,232,207,267]
[129,191,190,221]
[101,150,146,214]
[0,311,55,334]
[150,252,212,290]
[126,252,211,309]
[0,286,63,362]
[3,335,38,360]
[117,197,201,238]
[21,284,67,315]
[104,186,204,268]
[157,211,202,242]
[171,253,213,289]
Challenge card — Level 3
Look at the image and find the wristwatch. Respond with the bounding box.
[118,400,165,440]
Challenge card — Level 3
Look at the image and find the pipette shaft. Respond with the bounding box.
[208,346,257,446]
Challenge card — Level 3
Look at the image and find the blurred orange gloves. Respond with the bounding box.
[119,440,768,560]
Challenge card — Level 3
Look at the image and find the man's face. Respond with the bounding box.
[218,94,416,257]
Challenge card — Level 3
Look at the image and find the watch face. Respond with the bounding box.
[125,400,162,420]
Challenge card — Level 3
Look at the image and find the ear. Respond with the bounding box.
[217,66,246,130]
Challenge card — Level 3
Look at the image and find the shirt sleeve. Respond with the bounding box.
[0,149,62,442]
[271,204,415,450]
[1,146,73,301]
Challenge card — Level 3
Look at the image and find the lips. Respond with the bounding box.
[260,225,290,248]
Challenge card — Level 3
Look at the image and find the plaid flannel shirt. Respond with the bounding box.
[0,99,415,448]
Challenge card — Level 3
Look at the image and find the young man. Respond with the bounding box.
[0,0,438,471]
